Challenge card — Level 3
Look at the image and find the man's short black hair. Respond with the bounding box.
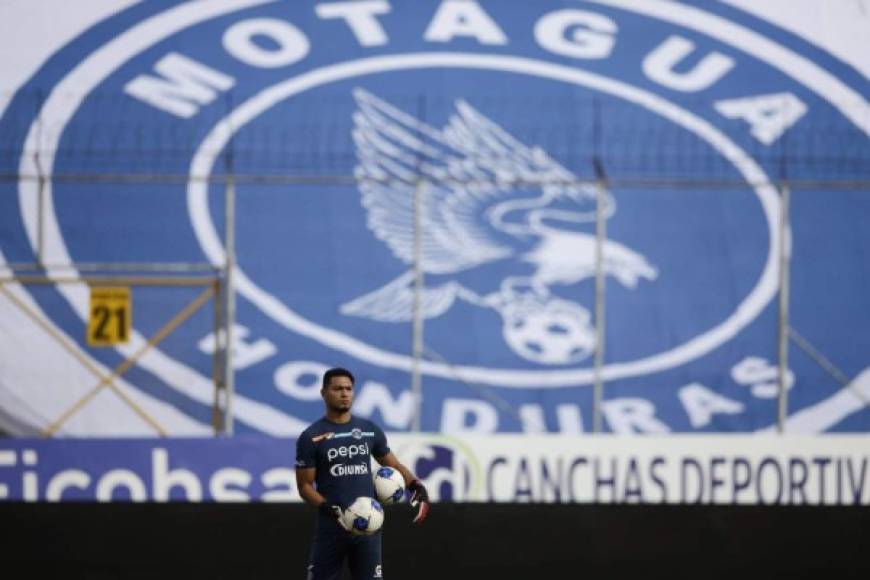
[322,367,355,389]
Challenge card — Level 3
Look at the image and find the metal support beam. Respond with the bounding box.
[592,159,607,434]
[777,182,791,433]
[223,174,237,435]
[33,95,46,267]
[1,275,215,286]
[211,279,224,435]
[411,180,425,433]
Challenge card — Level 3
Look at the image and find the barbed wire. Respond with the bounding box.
[3,172,869,190]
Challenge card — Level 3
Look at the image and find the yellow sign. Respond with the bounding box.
[87,287,131,346]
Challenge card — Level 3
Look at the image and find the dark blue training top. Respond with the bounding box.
[295,416,390,510]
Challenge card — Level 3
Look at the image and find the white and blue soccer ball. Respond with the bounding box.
[341,496,384,536]
[373,466,406,504]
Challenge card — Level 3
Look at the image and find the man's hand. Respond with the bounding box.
[407,479,430,524]
[319,502,351,531]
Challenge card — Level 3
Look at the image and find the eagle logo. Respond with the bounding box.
[342,89,658,365]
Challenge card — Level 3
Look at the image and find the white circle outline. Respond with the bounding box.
[187,53,780,387]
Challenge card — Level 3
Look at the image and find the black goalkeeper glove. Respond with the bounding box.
[319,502,350,531]
[407,479,430,524]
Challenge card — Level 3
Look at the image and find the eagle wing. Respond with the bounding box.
[353,88,512,275]
[444,98,606,224]
[339,271,468,322]
[346,89,604,322]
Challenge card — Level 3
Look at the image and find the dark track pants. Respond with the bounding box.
[307,521,382,580]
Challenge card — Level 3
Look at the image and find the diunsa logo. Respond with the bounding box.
[330,463,370,477]
[6,0,868,436]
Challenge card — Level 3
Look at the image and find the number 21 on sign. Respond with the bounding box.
[87,287,131,346]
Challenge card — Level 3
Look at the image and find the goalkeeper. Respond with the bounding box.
[295,367,430,580]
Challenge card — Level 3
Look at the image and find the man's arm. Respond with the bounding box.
[295,467,326,508]
[375,452,415,486]
[295,467,350,530]
[376,452,430,524]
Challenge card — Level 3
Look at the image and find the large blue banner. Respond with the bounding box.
[0,1,868,436]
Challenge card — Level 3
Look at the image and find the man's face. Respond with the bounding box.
[323,375,354,413]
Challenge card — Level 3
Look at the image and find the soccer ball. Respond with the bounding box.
[373,466,406,504]
[341,497,384,536]
[501,296,595,364]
